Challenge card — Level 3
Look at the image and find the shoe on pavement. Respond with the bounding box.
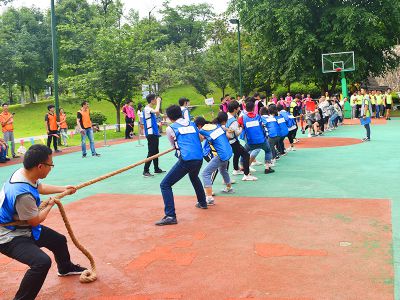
[264,168,275,174]
[232,169,244,175]
[82,154,87,158]
[155,216,178,226]
[206,196,215,206]
[12,155,20,158]
[195,202,208,209]
[249,167,257,172]
[307,133,312,137]
[143,172,154,177]
[222,187,235,194]
[242,174,258,181]
[154,169,166,174]
[58,263,87,277]
[92,153,101,157]
[55,150,62,153]
[251,160,263,166]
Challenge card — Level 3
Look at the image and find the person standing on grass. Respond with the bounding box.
[122,99,135,139]
[58,108,68,147]
[143,94,165,177]
[155,105,208,226]
[76,101,100,158]
[0,144,87,300]
[179,97,191,121]
[0,103,19,159]
[45,105,61,153]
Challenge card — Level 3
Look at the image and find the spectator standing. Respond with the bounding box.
[0,103,19,158]
[122,99,136,139]
[77,101,100,158]
[58,108,68,147]
[45,105,61,153]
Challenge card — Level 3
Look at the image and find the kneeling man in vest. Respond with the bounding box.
[0,145,86,300]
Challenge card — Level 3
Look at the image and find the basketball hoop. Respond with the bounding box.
[335,67,342,72]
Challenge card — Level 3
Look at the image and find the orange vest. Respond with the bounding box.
[0,112,14,132]
[47,113,58,131]
[59,113,68,129]
[79,109,92,129]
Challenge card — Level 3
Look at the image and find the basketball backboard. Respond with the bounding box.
[322,51,355,73]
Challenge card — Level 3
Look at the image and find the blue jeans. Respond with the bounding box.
[160,159,206,217]
[202,156,231,187]
[81,128,96,155]
[245,142,272,163]
[375,105,380,118]
[329,113,338,127]
[0,146,6,161]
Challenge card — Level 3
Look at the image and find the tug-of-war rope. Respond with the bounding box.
[0,148,175,283]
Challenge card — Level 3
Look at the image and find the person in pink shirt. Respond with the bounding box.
[122,99,136,139]
[270,94,278,104]
[285,93,293,109]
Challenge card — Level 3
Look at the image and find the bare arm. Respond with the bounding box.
[153,98,161,115]
[26,199,55,227]
[38,183,77,196]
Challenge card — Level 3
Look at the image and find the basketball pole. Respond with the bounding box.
[340,70,351,119]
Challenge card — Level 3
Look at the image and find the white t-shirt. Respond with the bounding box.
[143,106,156,135]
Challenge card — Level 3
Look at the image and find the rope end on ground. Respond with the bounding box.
[79,269,97,283]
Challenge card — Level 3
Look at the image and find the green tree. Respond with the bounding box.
[231,0,400,93]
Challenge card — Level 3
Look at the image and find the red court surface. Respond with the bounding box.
[285,137,362,148]
[0,194,393,300]
[343,118,387,125]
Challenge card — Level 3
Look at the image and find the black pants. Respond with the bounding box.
[125,117,134,139]
[0,226,71,300]
[268,136,280,159]
[231,140,250,175]
[277,136,286,154]
[356,105,361,118]
[144,134,160,172]
[288,128,297,144]
[47,130,58,151]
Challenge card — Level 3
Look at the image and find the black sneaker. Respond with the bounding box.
[55,150,62,153]
[154,169,166,174]
[264,168,275,174]
[155,216,178,226]
[5,158,10,161]
[92,153,101,157]
[82,154,87,158]
[12,155,20,158]
[0,160,6,163]
[195,202,208,209]
[143,171,154,177]
[58,263,87,277]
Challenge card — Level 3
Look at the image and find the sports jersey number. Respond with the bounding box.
[178,126,196,135]
[245,120,260,128]
[210,127,225,140]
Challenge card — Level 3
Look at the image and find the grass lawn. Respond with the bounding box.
[6,84,233,140]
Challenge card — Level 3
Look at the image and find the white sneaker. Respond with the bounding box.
[232,169,244,176]
[206,196,215,205]
[287,147,292,152]
[242,174,258,181]
[223,179,236,184]
[291,147,296,151]
[249,167,257,172]
[221,187,235,193]
[251,160,263,166]
[308,133,312,137]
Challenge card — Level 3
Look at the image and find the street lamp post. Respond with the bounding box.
[148,6,156,90]
[230,19,242,97]
[50,0,60,120]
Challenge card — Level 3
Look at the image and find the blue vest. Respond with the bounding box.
[143,110,159,137]
[181,107,191,121]
[200,125,233,161]
[202,140,212,157]
[242,114,266,145]
[226,116,239,142]
[275,115,289,137]
[0,176,42,240]
[261,115,279,138]
[280,110,297,130]
[170,122,203,161]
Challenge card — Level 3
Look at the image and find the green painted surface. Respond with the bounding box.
[0,120,399,296]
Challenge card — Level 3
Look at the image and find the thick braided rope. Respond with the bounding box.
[1,148,175,283]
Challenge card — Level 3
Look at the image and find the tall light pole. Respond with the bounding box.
[148,6,156,89]
[230,19,242,97]
[50,0,60,120]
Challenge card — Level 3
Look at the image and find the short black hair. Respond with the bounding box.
[23,145,53,170]
[212,111,228,124]
[126,99,133,104]
[81,101,88,107]
[224,94,230,98]
[178,97,189,107]
[2,103,8,107]
[166,105,183,121]
[253,92,260,98]
[194,116,207,127]
[245,100,255,112]
[269,104,278,116]
[260,107,268,115]
[146,93,156,103]
[47,104,55,110]
[276,104,284,111]
[228,100,239,113]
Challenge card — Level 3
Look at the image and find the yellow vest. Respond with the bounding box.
[356,95,363,105]
[376,95,383,105]
[386,94,393,104]
[370,95,376,105]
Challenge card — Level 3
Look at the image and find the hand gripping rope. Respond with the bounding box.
[1,147,175,283]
